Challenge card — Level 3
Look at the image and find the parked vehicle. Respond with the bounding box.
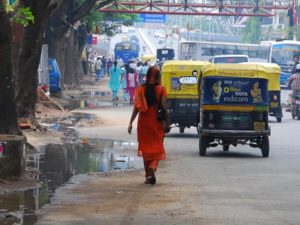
[198,63,271,157]
[48,58,61,93]
[161,60,211,133]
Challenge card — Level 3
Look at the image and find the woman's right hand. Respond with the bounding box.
[128,123,133,134]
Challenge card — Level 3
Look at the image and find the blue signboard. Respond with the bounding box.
[139,14,166,23]
[202,77,268,106]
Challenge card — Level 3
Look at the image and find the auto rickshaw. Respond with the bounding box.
[243,62,282,122]
[198,63,270,157]
[141,54,156,64]
[161,60,211,133]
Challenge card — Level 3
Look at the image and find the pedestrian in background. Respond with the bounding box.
[117,57,124,67]
[81,56,88,77]
[138,61,149,85]
[126,67,138,104]
[94,57,102,81]
[101,56,107,78]
[120,66,129,101]
[107,58,113,77]
[128,66,169,185]
[109,61,121,101]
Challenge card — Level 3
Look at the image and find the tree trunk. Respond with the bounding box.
[0,3,21,135]
[64,29,75,85]
[15,0,59,130]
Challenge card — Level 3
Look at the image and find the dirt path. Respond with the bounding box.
[35,103,205,225]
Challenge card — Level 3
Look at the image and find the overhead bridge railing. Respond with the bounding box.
[98,0,291,17]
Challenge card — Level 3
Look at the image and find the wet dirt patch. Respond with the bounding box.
[0,139,141,225]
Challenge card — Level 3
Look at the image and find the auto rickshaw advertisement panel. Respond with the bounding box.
[202,76,269,107]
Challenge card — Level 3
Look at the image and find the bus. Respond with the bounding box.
[260,40,300,86]
[114,41,139,63]
[179,41,268,62]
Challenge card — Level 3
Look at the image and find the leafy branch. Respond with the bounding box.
[12,7,34,27]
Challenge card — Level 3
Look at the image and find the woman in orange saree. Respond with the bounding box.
[128,66,169,185]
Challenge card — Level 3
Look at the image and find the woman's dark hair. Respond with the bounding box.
[113,61,117,71]
[144,66,161,106]
[128,67,135,73]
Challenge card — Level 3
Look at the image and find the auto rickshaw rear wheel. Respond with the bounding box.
[223,145,229,151]
[261,136,269,158]
[199,135,207,156]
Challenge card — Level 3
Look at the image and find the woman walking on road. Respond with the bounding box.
[126,67,138,104]
[109,61,121,101]
[128,66,169,185]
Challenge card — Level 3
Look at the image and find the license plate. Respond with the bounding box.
[253,122,265,131]
[270,102,278,108]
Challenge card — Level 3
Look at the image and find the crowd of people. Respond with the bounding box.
[82,54,155,103]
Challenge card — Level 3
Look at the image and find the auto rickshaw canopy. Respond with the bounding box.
[141,54,156,63]
[201,63,280,91]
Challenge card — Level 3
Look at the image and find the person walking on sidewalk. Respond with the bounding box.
[126,67,138,104]
[101,56,107,78]
[128,66,169,185]
[109,61,121,101]
[107,58,113,77]
[94,57,102,81]
[120,66,129,101]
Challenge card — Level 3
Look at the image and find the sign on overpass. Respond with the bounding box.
[139,14,166,23]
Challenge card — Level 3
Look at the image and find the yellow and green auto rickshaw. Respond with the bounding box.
[161,60,211,133]
[198,63,270,157]
[243,63,282,122]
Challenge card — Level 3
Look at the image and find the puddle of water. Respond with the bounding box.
[40,113,97,142]
[0,139,141,225]
[79,99,125,109]
[81,90,112,97]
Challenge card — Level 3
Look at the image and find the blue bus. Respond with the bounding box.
[114,41,139,64]
[260,40,300,87]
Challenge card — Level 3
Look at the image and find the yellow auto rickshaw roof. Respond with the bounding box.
[202,63,280,77]
[161,60,211,73]
[141,54,156,63]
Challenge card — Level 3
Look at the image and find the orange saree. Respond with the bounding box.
[134,85,167,161]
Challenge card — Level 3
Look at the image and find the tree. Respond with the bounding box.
[0,1,20,134]
[46,0,137,86]
[242,17,262,44]
[14,0,61,130]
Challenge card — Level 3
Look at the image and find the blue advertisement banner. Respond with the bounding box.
[202,77,268,105]
[139,14,166,23]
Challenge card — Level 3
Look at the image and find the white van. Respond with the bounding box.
[210,55,249,64]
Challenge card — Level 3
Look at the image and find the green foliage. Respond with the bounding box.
[13,7,34,26]
[82,5,139,36]
[242,17,261,44]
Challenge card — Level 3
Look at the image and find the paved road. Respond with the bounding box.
[36,101,300,225]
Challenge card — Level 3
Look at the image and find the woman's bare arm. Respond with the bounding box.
[128,107,139,134]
